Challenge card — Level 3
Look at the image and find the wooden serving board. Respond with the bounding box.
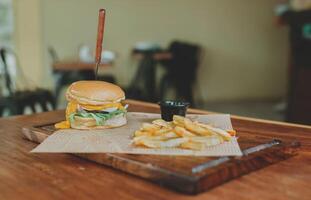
[22,121,300,195]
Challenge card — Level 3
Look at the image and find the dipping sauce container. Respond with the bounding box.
[158,100,190,121]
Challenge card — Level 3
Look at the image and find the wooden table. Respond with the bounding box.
[1,99,311,200]
[53,61,111,71]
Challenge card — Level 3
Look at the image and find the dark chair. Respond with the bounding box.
[282,10,311,124]
[0,48,55,116]
[127,49,160,102]
[159,41,200,105]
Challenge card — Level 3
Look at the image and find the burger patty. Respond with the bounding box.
[86,110,110,114]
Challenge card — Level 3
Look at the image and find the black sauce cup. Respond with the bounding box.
[158,100,190,121]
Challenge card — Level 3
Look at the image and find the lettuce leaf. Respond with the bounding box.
[69,109,126,126]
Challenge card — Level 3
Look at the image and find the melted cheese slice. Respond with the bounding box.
[55,121,70,129]
[81,103,124,111]
[66,101,78,120]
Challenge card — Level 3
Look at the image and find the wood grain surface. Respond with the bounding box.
[53,61,111,71]
[1,99,311,199]
[22,117,299,194]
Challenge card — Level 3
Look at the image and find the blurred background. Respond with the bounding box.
[1,0,311,125]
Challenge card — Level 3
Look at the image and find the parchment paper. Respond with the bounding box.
[31,112,242,156]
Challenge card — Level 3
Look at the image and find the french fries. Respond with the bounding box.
[172,115,186,127]
[180,142,205,150]
[141,123,160,132]
[174,126,195,137]
[152,119,172,128]
[134,130,152,137]
[132,115,236,150]
[184,120,215,136]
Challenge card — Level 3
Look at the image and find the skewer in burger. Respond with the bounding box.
[55,81,127,130]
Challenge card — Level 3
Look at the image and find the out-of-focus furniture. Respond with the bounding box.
[0,48,55,116]
[53,61,111,71]
[159,41,200,106]
[127,48,171,102]
[282,10,311,124]
[127,41,200,105]
[48,47,116,105]
[0,90,55,115]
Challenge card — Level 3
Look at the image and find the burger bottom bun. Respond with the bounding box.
[70,114,127,130]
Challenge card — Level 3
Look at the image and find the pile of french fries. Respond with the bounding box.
[132,115,236,150]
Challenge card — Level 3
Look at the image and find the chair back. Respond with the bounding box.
[164,41,200,83]
[0,48,56,115]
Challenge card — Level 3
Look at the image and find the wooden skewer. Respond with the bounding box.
[95,8,106,80]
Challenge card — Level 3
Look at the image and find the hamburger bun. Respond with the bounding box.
[66,81,125,105]
[70,113,127,130]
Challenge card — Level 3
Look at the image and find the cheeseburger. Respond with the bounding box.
[55,81,127,130]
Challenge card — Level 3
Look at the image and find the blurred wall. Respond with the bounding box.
[14,0,289,102]
[13,0,43,87]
